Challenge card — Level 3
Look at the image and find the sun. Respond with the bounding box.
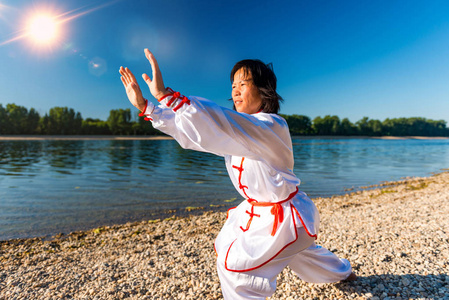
[27,14,59,44]
[0,1,120,49]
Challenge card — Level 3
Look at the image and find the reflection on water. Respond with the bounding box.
[1,138,448,240]
[0,142,43,177]
[45,141,85,175]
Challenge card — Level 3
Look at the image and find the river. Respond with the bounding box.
[1,137,448,240]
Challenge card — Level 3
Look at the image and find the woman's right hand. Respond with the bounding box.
[119,66,147,111]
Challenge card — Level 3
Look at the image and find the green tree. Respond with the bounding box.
[107,109,132,135]
[6,104,29,134]
[44,107,83,135]
[368,119,383,136]
[39,114,49,134]
[81,118,111,135]
[312,115,341,135]
[340,118,357,135]
[382,118,394,136]
[0,104,8,134]
[281,114,312,135]
[427,119,448,136]
[356,116,370,135]
[27,108,41,134]
[382,118,410,136]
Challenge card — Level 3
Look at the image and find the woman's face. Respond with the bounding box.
[232,68,262,114]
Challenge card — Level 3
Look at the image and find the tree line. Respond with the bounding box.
[0,103,158,136]
[0,103,447,137]
[281,114,448,137]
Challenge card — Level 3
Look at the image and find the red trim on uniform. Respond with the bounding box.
[224,203,300,273]
[146,103,155,121]
[173,96,191,112]
[226,206,237,219]
[248,187,298,236]
[138,99,148,117]
[166,91,180,107]
[232,157,253,200]
[292,205,317,239]
[137,99,153,121]
[231,158,300,236]
[158,87,174,102]
[214,242,218,257]
[158,88,191,112]
[239,206,260,232]
[232,157,257,233]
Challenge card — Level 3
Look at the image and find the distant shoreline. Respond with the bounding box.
[294,135,449,140]
[0,135,447,141]
[0,135,174,141]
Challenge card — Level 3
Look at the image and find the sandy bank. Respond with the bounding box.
[1,172,448,299]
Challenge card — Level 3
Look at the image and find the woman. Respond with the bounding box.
[119,49,355,300]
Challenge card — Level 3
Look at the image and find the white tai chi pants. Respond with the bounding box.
[216,227,352,300]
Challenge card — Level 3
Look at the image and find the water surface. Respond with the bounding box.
[1,138,448,240]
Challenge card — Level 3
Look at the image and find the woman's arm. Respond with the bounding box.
[120,50,293,170]
[145,92,293,170]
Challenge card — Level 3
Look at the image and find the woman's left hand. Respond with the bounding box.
[142,49,170,100]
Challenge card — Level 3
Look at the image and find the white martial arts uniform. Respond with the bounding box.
[140,89,352,299]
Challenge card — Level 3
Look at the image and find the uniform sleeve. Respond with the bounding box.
[141,89,294,170]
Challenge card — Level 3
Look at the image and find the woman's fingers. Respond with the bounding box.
[120,75,127,87]
[125,68,134,84]
[144,48,159,80]
[142,73,151,84]
[143,49,168,99]
[119,67,128,84]
[128,68,139,84]
[119,66,138,86]
[119,67,132,86]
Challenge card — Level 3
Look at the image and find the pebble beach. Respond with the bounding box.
[1,172,448,300]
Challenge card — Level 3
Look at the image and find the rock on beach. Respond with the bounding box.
[1,172,448,299]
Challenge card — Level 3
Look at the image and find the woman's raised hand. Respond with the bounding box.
[119,66,147,111]
[142,48,170,100]
[120,49,170,111]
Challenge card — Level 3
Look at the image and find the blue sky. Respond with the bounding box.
[0,0,448,123]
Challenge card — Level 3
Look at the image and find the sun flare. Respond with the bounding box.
[0,0,120,49]
[27,14,59,44]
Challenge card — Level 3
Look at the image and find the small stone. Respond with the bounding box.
[402,278,411,286]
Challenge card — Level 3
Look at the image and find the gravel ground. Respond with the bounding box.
[1,172,448,300]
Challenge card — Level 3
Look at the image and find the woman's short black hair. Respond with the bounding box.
[230,59,283,114]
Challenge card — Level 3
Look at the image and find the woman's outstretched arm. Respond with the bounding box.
[120,49,293,168]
